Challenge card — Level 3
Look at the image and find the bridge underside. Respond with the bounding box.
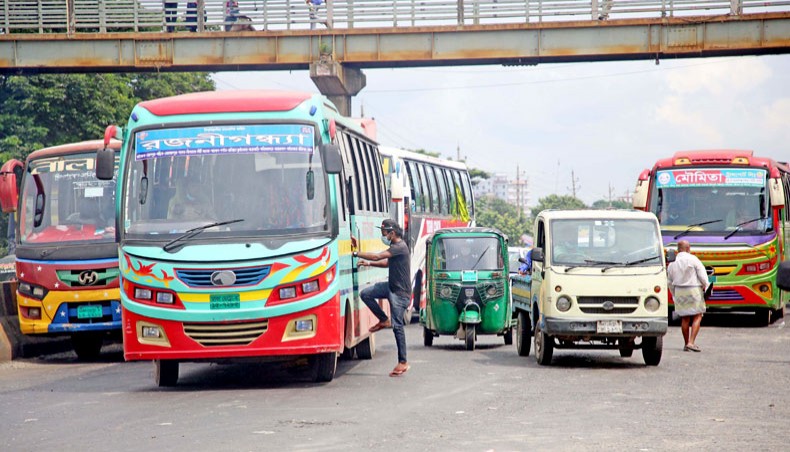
[2,13,789,74]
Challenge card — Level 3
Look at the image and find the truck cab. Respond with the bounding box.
[512,209,668,366]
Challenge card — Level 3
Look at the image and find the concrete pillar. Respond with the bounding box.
[309,59,366,117]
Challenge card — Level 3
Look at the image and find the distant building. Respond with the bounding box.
[473,173,530,216]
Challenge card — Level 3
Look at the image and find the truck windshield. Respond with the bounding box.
[551,219,660,267]
[123,123,328,239]
[436,237,502,271]
[651,168,772,235]
[20,152,116,245]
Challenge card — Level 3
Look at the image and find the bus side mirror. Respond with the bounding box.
[769,177,785,207]
[96,147,116,181]
[632,169,650,209]
[531,248,544,262]
[0,159,24,213]
[320,144,342,174]
[777,261,790,291]
[666,249,677,264]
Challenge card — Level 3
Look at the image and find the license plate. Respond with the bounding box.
[597,320,622,334]
[77,305,103,319]
[209,293,240,310]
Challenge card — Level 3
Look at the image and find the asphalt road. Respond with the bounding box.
[1,314,789,451]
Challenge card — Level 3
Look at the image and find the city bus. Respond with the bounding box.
[378,146,475,315]
[633,149,790,325]
[0,140,121,359]
[95,90,390,385]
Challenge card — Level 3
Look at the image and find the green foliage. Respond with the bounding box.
[0,72,215,254]
[469,168,490,181]
[529,194,587,222]
[591,199,632,210]
[475,197,532,245]
[409,148,441,158]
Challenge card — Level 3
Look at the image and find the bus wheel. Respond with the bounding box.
[642,336,663,366]
[356,334,375,360]
[71,333,103,361]
[311,352,337,382]
[154,359,179,387]
[775,305,785,320]
[410,274,423,324]
[755,308,772,327]
[516,311,531,357]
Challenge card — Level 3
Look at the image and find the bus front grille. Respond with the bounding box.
[708,289,744,301]
[183,320,268,346]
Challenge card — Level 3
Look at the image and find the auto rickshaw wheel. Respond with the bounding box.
[423,327,434,346]
[534,322,553,366]
[516,311,531,357]
[464,325,476,351]
[503,329,513,345]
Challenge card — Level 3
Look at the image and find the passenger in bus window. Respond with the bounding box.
[168,177,214,221]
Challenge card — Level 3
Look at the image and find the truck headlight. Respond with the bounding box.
[556,295,572,312]
[644,296,660,312]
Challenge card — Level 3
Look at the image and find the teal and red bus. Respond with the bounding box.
[96,90,390,385]
[633,150,790,325]
[0,140,121,359]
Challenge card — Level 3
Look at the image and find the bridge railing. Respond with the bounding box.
[2,0,789,34]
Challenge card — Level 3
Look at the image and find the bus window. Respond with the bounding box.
[446,169,457,217]
[461,172,474,217]
[424,164,440,214]
[348,136,366,211]
[406,160,424,213]
[363,143,381,212]
[417,163,432,212]
[372,147,388,212]
[434,167,450,215]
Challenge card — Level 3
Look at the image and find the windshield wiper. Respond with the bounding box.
[625,255,661,266]
[673,219,723,240]
[163,219,244,253]
[584,259,626,273]
[724,217,767,240]
[471,246,491,270]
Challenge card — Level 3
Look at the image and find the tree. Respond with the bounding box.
[591,199,632,210]
[475,197,532,245]
[469,168,490,181]
[0,72,215,254]
[530,195,587,222]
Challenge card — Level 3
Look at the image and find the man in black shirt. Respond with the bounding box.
[353,219,411,377]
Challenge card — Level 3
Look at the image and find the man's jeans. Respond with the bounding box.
[360,281,409,363]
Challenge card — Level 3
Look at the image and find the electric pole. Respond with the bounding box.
[568,170,581,198]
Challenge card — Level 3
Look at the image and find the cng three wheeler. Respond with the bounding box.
[421,228,513,350]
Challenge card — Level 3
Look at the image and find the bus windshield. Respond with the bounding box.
[650,168,772,234]
[123,123,329,239]
[20,152,116,245]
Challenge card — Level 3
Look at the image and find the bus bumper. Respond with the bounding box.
[17,293,122,335]
[122,293,344,361]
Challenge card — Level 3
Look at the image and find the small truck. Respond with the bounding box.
[511,209,668,366]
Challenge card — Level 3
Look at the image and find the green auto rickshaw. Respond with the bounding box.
[421,227,513,351]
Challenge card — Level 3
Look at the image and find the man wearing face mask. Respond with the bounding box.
[351,219,411,377]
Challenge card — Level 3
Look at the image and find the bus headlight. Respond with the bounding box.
[644,296,660,312]
[556,296,572,312]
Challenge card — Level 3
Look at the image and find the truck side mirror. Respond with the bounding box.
[777,261,790,291]
[531,248,544,262]
[665,249,677,264]
[321,144,342,174]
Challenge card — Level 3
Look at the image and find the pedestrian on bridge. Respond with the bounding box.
[225,0,240,31]
[164,1,178,32]
[667,239,709,352]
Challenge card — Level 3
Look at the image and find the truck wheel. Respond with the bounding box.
[311,352,337,382]
[534,322,553,365]
[464,325,476,351]
[423,326,434,346]
[356,334,375,360]
[154,359,179,387]
[619,339,635,358]
[642,336,663,366]
[516,311,531,357]
[71,333,103,361]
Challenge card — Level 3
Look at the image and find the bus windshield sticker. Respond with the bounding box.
[656,168,766,188]
[134,124,315,160]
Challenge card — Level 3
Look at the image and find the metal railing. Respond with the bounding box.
[2,0,790,34]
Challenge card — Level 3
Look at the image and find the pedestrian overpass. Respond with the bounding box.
[2,0,790,114]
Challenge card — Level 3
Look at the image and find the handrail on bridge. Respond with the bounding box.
[2,0,790,34]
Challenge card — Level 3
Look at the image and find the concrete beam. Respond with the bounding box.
[309,58,366,116]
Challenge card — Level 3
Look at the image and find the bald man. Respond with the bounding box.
[667,240,709,352]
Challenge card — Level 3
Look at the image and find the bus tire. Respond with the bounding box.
[410,273,423,324]
[642,336,663,366]
[154,359,179,387]
[356,334,375,360]
[756,308,772,327]
[311,352,337,382]
[340,306,355,360]
[516,311,531,357]
[71,333,103,361]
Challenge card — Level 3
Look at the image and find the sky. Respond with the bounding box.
[212,54,790,207]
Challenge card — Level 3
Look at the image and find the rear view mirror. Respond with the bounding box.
[777,261,790,290]
[306,170,315,200]
[666,249,677,264]
[0,159,24,213]
[96,147,116,181]
[33,192,45,227]
[531,248,544,262]
[321,144,342,174]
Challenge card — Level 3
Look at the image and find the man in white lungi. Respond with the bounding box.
[667,240,709,352]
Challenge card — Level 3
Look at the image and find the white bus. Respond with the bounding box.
[379,146,475,314]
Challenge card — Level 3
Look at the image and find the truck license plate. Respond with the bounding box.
[209,293,240,310]
[597,320,622,334]
[77,305,103,319]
